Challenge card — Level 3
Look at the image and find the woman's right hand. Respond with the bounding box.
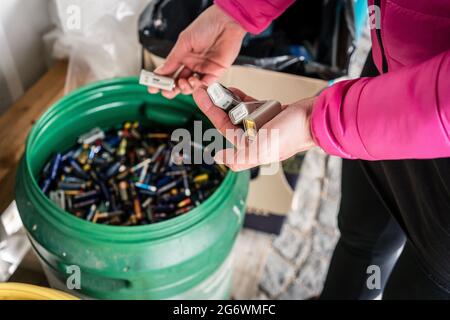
[147,5,247,99]
[193,86,317,171]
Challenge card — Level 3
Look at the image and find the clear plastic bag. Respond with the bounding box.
[45,0,150,93]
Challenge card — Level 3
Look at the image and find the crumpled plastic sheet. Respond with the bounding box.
[44,0,151,93]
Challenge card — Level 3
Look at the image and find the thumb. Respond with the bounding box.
[155,37,189,76]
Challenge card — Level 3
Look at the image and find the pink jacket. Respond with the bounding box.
[215,0,450,160]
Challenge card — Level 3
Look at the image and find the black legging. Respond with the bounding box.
[319,53,450,300]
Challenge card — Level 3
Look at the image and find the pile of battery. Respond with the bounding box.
[39,122,227,226]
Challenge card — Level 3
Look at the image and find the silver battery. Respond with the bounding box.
[139,69,175,91]
[243,100,282,140]
[50,190,66,210]
[228,101,266,125]
[207,83,241,111]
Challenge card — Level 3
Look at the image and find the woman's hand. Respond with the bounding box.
[193,87,317,171]
[148,5,247,99]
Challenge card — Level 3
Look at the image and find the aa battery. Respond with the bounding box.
[38,121,227,226]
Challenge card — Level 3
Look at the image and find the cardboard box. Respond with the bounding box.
[145,52,327,231]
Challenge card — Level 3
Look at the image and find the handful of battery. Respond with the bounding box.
[138,71,282,139]
[207,83,282,139]
[39,122,227,226]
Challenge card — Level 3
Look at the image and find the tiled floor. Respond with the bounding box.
[232,149,342,299]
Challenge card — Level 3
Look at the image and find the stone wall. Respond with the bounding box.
[258,148,342,299]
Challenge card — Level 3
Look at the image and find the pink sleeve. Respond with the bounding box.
[214,0,294,34]
[311,50,450,160]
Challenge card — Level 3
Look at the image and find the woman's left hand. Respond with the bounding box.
[193,86,317,171]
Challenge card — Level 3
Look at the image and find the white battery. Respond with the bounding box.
[78,127,105,145]
[207,83,241,111]
[228,101,266,125]
[139,70,175,91]
[50,190,66,210]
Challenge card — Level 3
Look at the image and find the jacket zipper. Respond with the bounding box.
[374,0,388,73]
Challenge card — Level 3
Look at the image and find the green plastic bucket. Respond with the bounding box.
[15,77,250,300]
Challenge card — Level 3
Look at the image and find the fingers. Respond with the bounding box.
[213,131,259,171]
[154,59,181,77]
[182,56,224,82]
[148,67,194,98]
[213,142,267,172]
[193,86,238,135]
[213,109,287,171]
[177,79,191,95]
[193,85,288,171]
[148,87,160,94]
[177,68,194,95]
[161,87,181,100]
[213,127,279,171]
[214,148,248,172]
[199,74,219,87]
[155,35,189,76]
[188,75,202,88]
[169,55,224,88]
[148,74,201,98]
[193,85,250,150]
[147,42,225,96]
[147,34,190,96]
[149,64,206,97]
[228,87,256,102]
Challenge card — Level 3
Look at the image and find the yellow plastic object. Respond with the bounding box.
[243,118,257,140]
[0,283,78,300]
